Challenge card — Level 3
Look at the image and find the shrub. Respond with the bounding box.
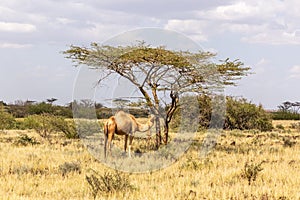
[85,169,134,199]
[241,161,264,185]
[14,134,39,146]
[0,105,16,130]
[170,95,210,131]
[74,119,102,137]
[7,104,29,118]
[283,137,296,147]
[225,97,272,131]
[9,164,49,176]
[23,114,79,139]
[179,156,208,171]
[171,96,273,132]
[23,114,58,139]
[28,102,54,115]
[52,119,79,139]
[275,124,285,130]
[59,161,81,177]
[290,122,300,131]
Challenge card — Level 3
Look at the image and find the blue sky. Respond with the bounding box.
[1,0,300,109]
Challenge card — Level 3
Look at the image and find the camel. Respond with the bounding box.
[104,111,155,158]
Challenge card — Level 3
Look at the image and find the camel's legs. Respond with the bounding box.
[104,133,108,158]
[107,132,114,157]
[124,134,128,153]
[128,135,134,158]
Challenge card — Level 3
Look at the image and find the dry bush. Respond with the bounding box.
[13,134,39,146]
[59,161,81,177]
[241,161,264,185]
[85,169,134,199]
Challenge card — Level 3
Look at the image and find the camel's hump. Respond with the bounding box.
[114,111,133,132]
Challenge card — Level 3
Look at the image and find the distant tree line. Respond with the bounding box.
[3,97,297,132]
[0,99,149,119]
[272,101,300,120]
[4,100,73,118]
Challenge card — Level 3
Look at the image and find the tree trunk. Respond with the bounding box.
[163,120,169,144]
[155,115,161,149]
[164,91,179,144]
[150,84,163,149]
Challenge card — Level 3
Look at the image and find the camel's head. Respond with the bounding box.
[149,114,155,123]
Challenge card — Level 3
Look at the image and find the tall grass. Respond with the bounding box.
[0,122,299,199]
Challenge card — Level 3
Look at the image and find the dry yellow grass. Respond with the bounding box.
[272,120,300,129]
[0,122,299,199]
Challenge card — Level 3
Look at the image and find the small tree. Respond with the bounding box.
[0,105,16,130]
[64,43,250,148]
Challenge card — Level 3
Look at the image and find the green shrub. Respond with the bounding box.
[23,114,79,139]
[170,95,210,131]
[15,120,27,130]
[58,120,78,139]
[28,102,54,115]
[225,97,272,131]
[171,96,273,132]
[23,114,58,139]
[275,124,285,130]
[7,104,29,118]
[74,119,102,137]
[0,105,16,130]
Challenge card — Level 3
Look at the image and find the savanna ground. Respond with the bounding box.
[0,120,299,200]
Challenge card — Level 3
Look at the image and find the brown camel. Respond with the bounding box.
[104,111,155,157]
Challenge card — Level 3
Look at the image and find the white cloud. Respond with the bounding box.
[205,2,260,21]
[55,17,76,25]
[289,65,300,78]
[1,0,300,46]
[191,0,300,45]
[0,43,32,48]
[198,0,286,22]
[164,19,208,42]
[0,22,36,32]
[242,30,300,45]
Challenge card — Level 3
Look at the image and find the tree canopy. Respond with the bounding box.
[64,42,250,146]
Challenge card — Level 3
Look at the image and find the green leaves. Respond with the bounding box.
[225,97,273,131]
[63,42,250,89]
[217,58,251,85]
[0,105,16,130]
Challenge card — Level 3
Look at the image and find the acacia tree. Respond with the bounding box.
[64,42,250,148]
[46,98,58,105]
[278,101,300,114]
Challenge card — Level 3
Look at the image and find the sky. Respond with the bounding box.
[1,0,300,110]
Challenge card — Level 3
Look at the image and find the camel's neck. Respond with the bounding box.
[137,120,153,132]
